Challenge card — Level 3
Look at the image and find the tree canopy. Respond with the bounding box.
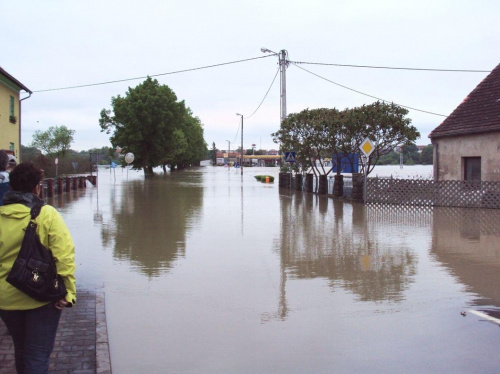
[99,77,207,177]
[31,125,75,158]
[272,101,420,176]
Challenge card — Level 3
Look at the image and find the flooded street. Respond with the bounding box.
[48,166,500,373]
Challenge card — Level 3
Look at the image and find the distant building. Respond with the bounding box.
[429,62,500,181]
[216,151,239,165]
[0,67,32,161]
[267,149,279,155]
[416,145,429,153]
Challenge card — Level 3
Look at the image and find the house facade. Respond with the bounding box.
[429,62,500,182]
[0,67,32,161]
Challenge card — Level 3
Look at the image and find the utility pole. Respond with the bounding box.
[279,49,288,124]
[261,48,289,123]
[236,113,244,175]
[241,116,243,175]
[225,140,231,167]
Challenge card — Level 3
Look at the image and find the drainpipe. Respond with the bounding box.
[432,140,439,181]
[19,92,32,162]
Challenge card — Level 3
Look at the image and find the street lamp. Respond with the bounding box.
[236,113,243,175]
[225,140,231,167]
[260,48,275,54]
[89,152,93,176]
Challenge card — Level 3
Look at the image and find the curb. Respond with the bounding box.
[0,289,111,373]
[96,292,112,374]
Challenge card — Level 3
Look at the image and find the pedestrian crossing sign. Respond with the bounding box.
[285,151,296,163]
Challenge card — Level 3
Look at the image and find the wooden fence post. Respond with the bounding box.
[334,175,344,197]
[47,179,54,197]
[352,173,364,202]
[295,174,303,191]
[57,178,63,195]
[318,175,328,194]
[305,174,313,193]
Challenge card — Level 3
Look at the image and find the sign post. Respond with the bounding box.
[125,153,134,179]
[359,138,375,202]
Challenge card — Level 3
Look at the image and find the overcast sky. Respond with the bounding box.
[2,0,499,153]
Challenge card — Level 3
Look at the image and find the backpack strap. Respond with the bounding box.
[30,203,45,220]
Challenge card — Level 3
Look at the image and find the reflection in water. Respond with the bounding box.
[60,168,500,372]
[100,175,203,277]
[276,192,417,306]
[431,207,500,317]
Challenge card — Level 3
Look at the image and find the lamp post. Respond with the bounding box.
[236,113,243,175]
[89,152,93,176]
[225,140,231,167]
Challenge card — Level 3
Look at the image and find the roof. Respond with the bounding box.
[429,62,500,139]
[0,66,32,94]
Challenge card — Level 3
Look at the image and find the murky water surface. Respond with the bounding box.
[49,166,500,373]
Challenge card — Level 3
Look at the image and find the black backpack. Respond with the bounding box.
[7,204,68,302]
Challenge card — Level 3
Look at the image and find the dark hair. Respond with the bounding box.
[9,162,44,193]
[0,151,8,172]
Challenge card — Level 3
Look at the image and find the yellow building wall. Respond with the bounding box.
[0,79,20,160]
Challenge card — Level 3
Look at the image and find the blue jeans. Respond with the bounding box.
[0,303,62,374]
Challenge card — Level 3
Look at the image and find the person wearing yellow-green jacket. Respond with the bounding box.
[0,162,76,374]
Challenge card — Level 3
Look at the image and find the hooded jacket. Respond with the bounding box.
[0,201,76,310]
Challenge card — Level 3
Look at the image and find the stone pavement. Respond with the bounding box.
[0,290,111,374]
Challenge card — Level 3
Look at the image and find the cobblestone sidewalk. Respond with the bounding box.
[0,290,111,374]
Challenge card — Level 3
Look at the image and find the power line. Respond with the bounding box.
[228,67,279,150]
[292,60,491,73]
[33,55,275,93]
[232,122,240,146]
[242,67,280,119]
[290,62,448,117]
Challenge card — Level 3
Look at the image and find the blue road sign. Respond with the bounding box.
[285,151,296,163]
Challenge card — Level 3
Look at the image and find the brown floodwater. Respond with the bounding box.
[48,166,500,373]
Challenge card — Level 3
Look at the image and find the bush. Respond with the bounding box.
[254,175,274,183]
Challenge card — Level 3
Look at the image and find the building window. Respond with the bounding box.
[10,96,14,116]
[464,157,481,181]
[9,143,14,151]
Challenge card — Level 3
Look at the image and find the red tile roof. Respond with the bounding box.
[429,63,500,139]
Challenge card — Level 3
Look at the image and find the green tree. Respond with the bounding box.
[420,145,433,165]
[402,144,420,164]
[169,111,207,170]
[20,145,42,162]
[272,101,420,176]
[99,77,191,177]
[31,125,75,158]
[272,108,333,175]
[337,102,419,174]
[209,142,218,166]
[377,150,400,165]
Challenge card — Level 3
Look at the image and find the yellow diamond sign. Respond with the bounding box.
[360,138,375,157]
